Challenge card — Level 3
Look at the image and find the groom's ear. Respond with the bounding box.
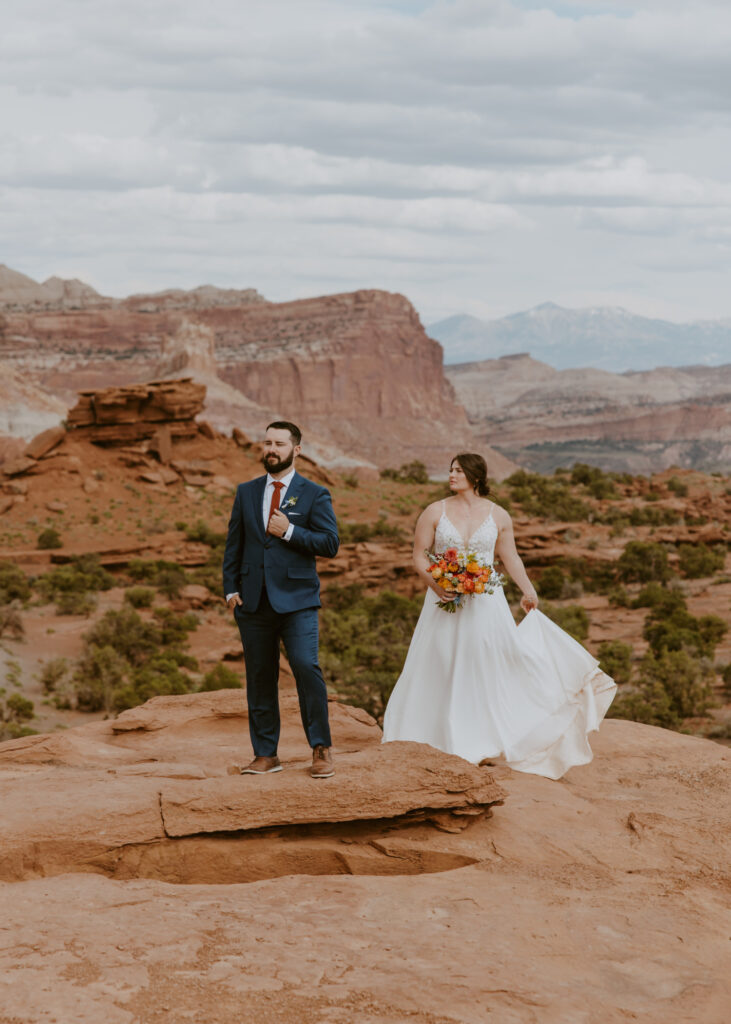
[293,443,302,459]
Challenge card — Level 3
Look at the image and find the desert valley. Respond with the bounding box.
[1,267,730,1023]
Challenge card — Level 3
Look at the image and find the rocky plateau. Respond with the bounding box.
[0,688,729,1023]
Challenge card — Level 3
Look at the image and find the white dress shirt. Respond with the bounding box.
[226,469,296,601]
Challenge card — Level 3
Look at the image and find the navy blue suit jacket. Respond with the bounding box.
[222,471,339,613]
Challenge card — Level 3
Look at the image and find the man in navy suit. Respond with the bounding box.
[223,421,340,778]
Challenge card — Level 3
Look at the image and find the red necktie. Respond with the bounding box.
[267,481,284,532]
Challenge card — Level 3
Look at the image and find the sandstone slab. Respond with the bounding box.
[24,424,66,459]
[160,743,503,838]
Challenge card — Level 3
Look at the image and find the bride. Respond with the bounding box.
[382,453,617,779]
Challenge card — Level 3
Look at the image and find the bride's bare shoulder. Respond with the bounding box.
[419,499,444,520]
[489,501,513,528]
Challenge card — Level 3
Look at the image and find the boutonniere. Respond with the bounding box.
[281,495,299,510]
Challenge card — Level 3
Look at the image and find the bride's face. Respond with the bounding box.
[448,461,470,493]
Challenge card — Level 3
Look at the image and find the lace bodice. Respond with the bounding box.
[434,502,498,566]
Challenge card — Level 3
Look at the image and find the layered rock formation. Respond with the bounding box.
[67,378,206,445]
[1,268,515,475]
[448,353,731,474]
[0,690,728,1023]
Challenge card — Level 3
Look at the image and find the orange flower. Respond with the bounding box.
[465,561,481,574]
[444,548,458,561]
[474,581,485,593]
[438,578,452,590]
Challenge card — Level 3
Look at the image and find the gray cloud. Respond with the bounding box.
[1,0,730,322]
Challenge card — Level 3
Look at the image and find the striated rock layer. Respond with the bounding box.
[448,353,731,474]
[1,276,515,475]
[0,690,728,1023]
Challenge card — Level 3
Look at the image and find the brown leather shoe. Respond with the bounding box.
[310,745,334,778]
[229,756,282,775]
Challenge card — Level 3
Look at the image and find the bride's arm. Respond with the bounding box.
[494,511,538,613]
[412,505,456,600]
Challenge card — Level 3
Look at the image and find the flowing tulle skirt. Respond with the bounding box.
[382,588,617,780]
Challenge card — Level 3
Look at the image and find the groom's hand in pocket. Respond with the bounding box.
[227,594,242,611]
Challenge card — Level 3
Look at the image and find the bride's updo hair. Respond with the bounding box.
[452,453,490,496]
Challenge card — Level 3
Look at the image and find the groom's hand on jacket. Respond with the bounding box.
[267,509,290,537]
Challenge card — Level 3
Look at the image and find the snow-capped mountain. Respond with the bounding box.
[427,303,731,372]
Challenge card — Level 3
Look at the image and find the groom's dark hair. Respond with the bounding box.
[267,420,302,445]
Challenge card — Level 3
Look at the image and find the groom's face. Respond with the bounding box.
[262,427,300,474]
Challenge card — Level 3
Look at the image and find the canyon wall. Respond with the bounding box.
[448,354,731,474]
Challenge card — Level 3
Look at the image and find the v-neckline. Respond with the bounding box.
[441,505,494,550]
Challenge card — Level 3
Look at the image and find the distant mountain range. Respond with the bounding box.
[427,303,731,372]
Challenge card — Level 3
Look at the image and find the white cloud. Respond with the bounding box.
[1,0,730,322]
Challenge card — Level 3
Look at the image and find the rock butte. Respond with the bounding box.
[0,689,729,1023]
[0,276,516,476]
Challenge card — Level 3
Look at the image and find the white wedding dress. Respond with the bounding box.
[382,503,617,779]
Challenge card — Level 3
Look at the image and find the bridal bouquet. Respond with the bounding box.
[426,547,505,613]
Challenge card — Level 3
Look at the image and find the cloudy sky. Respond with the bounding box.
[2,0,731,323]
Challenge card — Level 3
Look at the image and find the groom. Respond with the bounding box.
[223,421,339,778]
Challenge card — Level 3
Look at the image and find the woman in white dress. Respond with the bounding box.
[382,453,617,779]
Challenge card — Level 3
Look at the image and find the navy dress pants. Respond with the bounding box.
[234,589,332,757]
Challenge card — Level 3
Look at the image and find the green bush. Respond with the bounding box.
[540,602,590,642]
[631,582,682,610]
[124,586,155,609]
[608,649,715,729]
[380,460,429,484]
[617,541,672,583]
[570,463,619,499]
[199,663,242,691]
[607,586,630,607]
[0,605,24,640]
[184,520,226,548]
[0,564,31,605]
[39,657,70,694]
[642,593,727,659]
[37,527,62,549]
[505,470,590,521]
[320,586,423,722]
[676,543,725,579]
[0,692,36,740]
[70,607,200,713]
[597,640,633,685]
[667,476,688,497]
[55,591,97,617]
[538,566,565,600]
[37,555,114,602]
[127,559,188,598]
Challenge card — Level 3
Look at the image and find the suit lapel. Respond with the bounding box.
[250,475,268,542]
[281,471,306,517]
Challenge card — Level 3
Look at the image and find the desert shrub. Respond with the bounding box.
[608,650,715,729]
[71,607,199,713]
[607,586,630,607]
[558,556,616,594]
[597,640,633,685]
[184,520,226,548]
[342,473,359,489]
[0,692,36,740]
[642,593,727,660]
[338,517,404,544]
[666,476,688,497]
[540,602,590,642]
[570,463,619,500]
[538,566,565,600]
[505,470,590,521]
[380,460,429,484]
[629,506,680,527]
[0,563,31,605]
[37,527,62,549]
[0,605,24,640]
[127,559,188,598]
[37,555,114,602]
[199,663,242,691]
[320,585,423,722]
[676,543,725,579]
[631,582,682,610]
[617,541,672,583]
[39,657,70,694]
[55,591,97,617]
[124,586,155,609]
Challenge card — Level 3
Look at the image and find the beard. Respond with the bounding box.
[261,448,294,475]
